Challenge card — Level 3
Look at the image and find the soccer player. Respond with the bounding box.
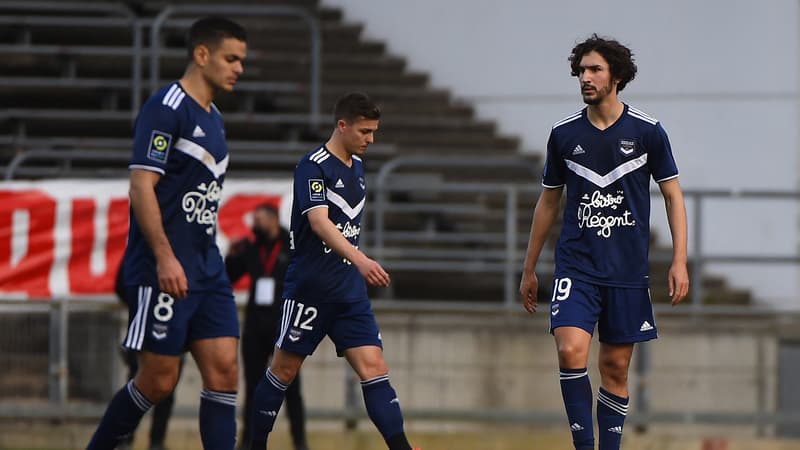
[519,34,689,450]
[86,17,247,450]
[248,93,418,450]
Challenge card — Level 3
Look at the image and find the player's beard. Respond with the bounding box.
[582,80,614,106]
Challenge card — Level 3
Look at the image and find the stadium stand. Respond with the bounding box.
[0,0,750,305]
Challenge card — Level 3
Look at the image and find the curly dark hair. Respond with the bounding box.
[569,34,637,92]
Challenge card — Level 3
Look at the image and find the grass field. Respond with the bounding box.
[2,418,800,450]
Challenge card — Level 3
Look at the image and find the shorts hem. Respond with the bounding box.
[600,331,658,344]
[549,323,595,337]
[334,341,383,357]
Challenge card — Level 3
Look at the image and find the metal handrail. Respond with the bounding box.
[373,156,539,307]
[0,1,143,119]
[149,4,322,128]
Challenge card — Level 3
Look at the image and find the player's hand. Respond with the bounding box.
[520,271,539,314]
[356,256,390,287]
[157,254,189,299]
[668,261,689,306]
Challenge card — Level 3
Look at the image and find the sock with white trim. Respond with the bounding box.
[559,367,594,450]
[597,386,629,450]
[361,375,411,450]
[249,368,288,450]
[86,380,153,449]
[200,388,237,450]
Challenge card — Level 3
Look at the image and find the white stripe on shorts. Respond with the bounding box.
[125,286,151,350]
[276,299,294,348]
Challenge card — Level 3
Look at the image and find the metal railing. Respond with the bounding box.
[149,4,322,127]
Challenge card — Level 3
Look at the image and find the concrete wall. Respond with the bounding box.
[172,308,784,430]
[321,0,800,308]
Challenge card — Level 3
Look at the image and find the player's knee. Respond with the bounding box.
[270,361,300,384]
[556,342,587,366]
[134,373,177,403]
[355,357,388,381]
[599,356,629,383]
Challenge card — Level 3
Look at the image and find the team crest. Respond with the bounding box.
[619,139,637,155]
[147,130,172,162]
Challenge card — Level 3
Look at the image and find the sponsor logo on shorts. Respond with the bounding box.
[640,321,654,332]
[152,323,168,340]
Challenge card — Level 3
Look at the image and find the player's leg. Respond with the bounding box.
[331,300,413,450]
[189,281,241,450]
[554,327,594,450]
[250,298,325,450]
[190,336,239,449]
[284,372,310,450]
[87,286,184,450]
[595,287,656,450]
[249,347,306,450]
[88,351,181,450]
[596,342,633,450]
[149,355,184,450]
[343,345,413,450]
[549,278,602,450]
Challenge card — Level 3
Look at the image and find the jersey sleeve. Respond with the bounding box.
[129,101,180,175]
[647,122,679,183]
[294,159,328,215]
[541,131,566,188]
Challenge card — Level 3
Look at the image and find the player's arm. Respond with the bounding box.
[306,207,390,287]
[659,178,689,305]
[129,169,188,299]
[520,187,563,313]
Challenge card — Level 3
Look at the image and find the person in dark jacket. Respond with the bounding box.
[226,203,309,450]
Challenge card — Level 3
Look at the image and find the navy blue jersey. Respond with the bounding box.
[283,146,368,302]
[124,82,230,288]
[542,104,679,287]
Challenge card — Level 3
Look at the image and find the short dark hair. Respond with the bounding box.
[254,203,279,216]
[333,92,380,124]
[569,33,637,92]
[186,16,247,60]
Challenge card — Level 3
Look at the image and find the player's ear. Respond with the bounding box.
[193,44,210,67]
[336,118,348,132]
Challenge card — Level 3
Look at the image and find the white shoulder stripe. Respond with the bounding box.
[352,155,362,162]
[627,110,657,125]
[313,153,330,164]
[174,138,229,178]
[565,153,648,188]
[309,147,326,160]
[326,188,365,220]
[168,92,185,110]
[162,84,179,106]
[552,111,582,129]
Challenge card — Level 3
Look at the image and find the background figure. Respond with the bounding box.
[114,262,182,450]
[226,204,309,450]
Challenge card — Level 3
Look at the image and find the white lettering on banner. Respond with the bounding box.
[0,179,294,300]
[577,190,636,238]
[182,180,222,235]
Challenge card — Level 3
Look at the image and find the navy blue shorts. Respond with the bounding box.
[275,298,382,356]
[122,277,239,356]
[548,277,657,344]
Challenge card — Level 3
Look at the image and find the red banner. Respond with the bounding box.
[0,180,292,300]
